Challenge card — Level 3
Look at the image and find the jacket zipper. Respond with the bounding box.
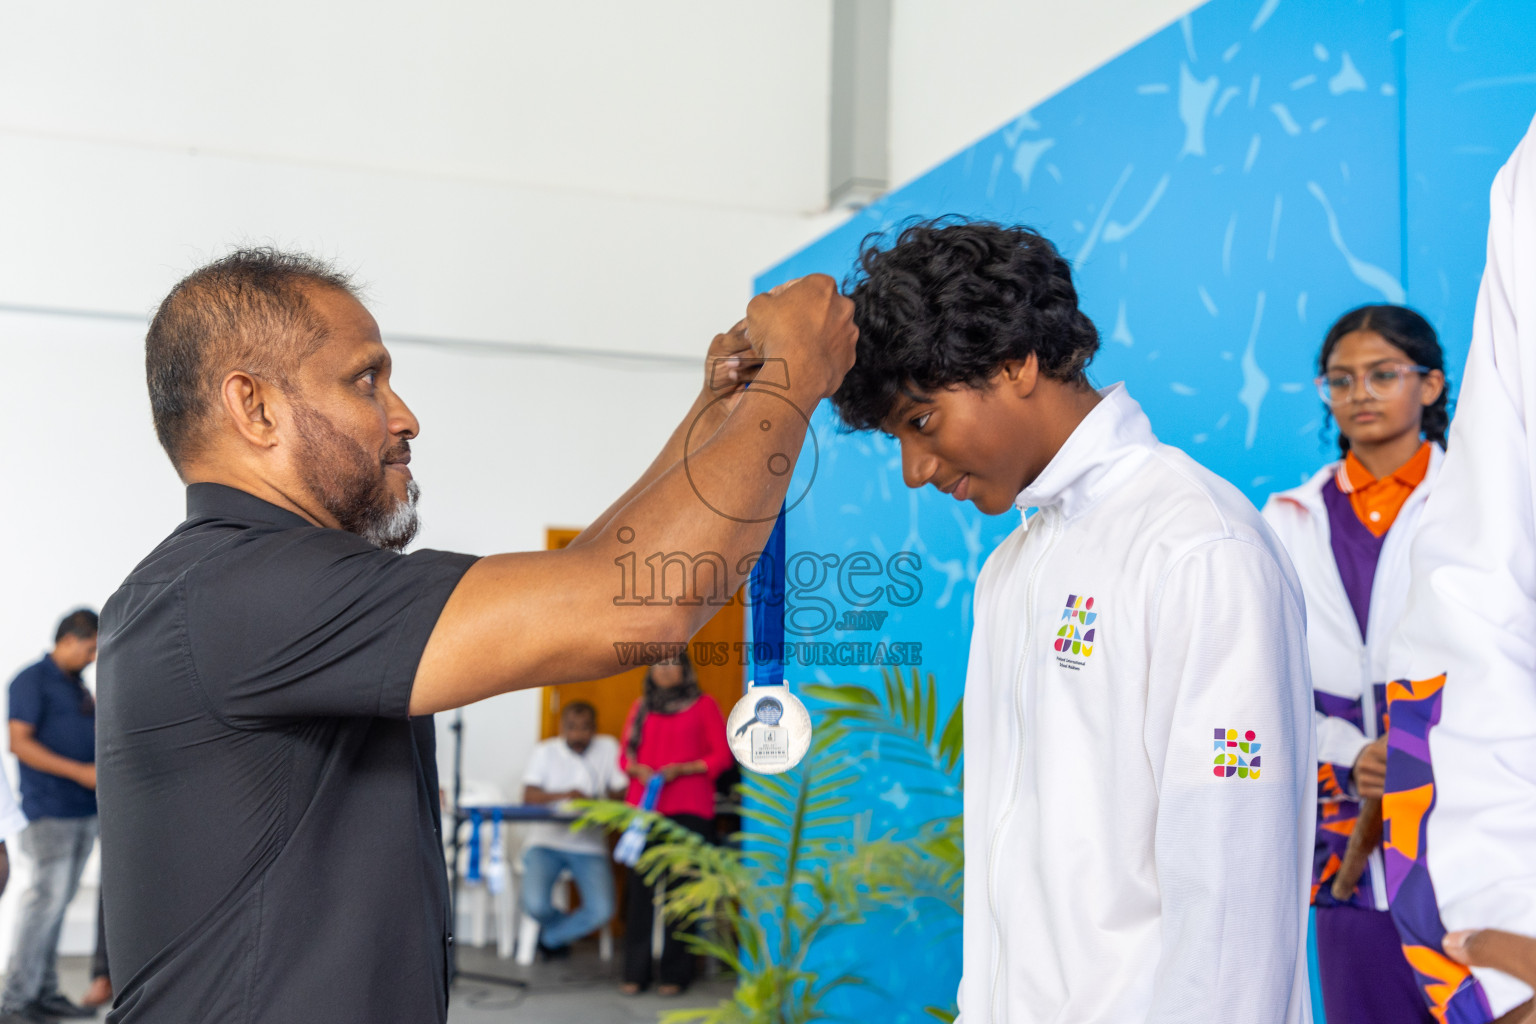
[988,509,1060,1022]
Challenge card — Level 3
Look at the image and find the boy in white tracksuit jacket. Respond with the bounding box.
[1384,114,1536,1022]
[832,220,1315,1023]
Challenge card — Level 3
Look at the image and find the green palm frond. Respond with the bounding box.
[804,667,963,780]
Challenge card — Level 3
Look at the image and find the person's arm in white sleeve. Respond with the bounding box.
[1316,713,1369,775]
[1317,712,1373,800]
[521,743,568,804]
[1143,537,1313,1023]
[1258,497,1370,796]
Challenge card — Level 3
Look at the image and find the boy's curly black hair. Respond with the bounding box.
[831,218,1100,431]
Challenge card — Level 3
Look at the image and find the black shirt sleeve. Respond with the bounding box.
[184,526,479,723]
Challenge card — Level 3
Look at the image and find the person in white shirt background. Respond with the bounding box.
[519,701,627,960]
[1262,304,1447,1024]
[830,218,1315,1024]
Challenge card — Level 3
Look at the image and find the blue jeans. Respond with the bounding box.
[520,846,614,949]
[2,816,97,1011]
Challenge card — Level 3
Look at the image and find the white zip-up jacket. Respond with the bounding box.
[1261,448,1442,912]
[958,384,1314,1024]
[1386,114,1536,1018]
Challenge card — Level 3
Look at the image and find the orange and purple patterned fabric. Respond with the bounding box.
[1383,675,1494,1024]
[1312,686,1386,909]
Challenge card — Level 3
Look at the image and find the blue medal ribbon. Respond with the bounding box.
[730,504,809,772]
[750,507,787,689]
[465,808,483,884]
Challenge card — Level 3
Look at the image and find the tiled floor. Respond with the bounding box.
[49,958,107,1019]
[448,942,733,1024]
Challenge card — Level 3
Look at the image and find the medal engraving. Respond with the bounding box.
[751,726,789,765]
[727,686,812,774]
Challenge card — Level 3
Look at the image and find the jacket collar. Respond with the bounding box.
[1271,443,1445,517]
[1336,440,1433,495]
[1014,383,1158,523]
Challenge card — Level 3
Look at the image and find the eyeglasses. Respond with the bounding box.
[1314,362,1430,405]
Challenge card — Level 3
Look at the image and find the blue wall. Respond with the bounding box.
[1403,0,1536,383]
[753,1,1536,1020]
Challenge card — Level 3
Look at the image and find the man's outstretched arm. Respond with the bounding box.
[410,275,855,714]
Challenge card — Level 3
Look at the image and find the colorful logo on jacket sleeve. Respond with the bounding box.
[1054,594,1096,657]
[1213,728,1261,779]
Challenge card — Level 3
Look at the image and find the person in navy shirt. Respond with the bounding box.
[3,609,101,1024]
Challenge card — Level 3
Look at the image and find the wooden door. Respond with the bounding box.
[539,528,746,744]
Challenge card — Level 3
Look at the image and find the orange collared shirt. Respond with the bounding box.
[1336,441,1432,537]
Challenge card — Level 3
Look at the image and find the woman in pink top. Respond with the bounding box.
[617,652,731,995]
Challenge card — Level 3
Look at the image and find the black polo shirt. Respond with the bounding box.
[97,484,478,1024]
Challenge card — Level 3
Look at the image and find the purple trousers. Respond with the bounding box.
[1315,905,1434,1023]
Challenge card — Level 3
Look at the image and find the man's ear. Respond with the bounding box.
[1000,355,1041,399]
[219,371,281,449]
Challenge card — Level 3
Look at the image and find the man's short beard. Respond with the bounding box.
[293,404,421,551]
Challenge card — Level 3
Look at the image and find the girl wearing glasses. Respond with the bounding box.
[1262,304,1448,1024]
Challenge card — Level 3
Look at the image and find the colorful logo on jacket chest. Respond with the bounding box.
[1053,594,1096,671]
[1214,728,1261,779]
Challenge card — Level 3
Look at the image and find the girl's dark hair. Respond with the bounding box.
[1318,304,1450,455]
[832,218,1099,432]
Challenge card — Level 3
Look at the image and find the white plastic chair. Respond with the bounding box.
[451,783,515,955]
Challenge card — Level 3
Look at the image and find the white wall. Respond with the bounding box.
[0,1,842,963]
[888,0,1204,186]
[0,0,1204,961]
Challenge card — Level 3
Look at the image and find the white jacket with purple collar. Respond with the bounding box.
[1262,448,1442,912]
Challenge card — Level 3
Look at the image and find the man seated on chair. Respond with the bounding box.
[520,701,626,959]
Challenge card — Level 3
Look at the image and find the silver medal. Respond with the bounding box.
[726,686,812,774]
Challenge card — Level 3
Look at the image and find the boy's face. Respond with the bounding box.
[882,360,1052,516]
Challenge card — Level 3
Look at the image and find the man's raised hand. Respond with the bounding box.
[743,274,858,402]
[703,321,761,410]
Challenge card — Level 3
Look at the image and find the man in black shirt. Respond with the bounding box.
[96,249,855,1023]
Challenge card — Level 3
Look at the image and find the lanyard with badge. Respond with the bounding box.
[727,507,812,774]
